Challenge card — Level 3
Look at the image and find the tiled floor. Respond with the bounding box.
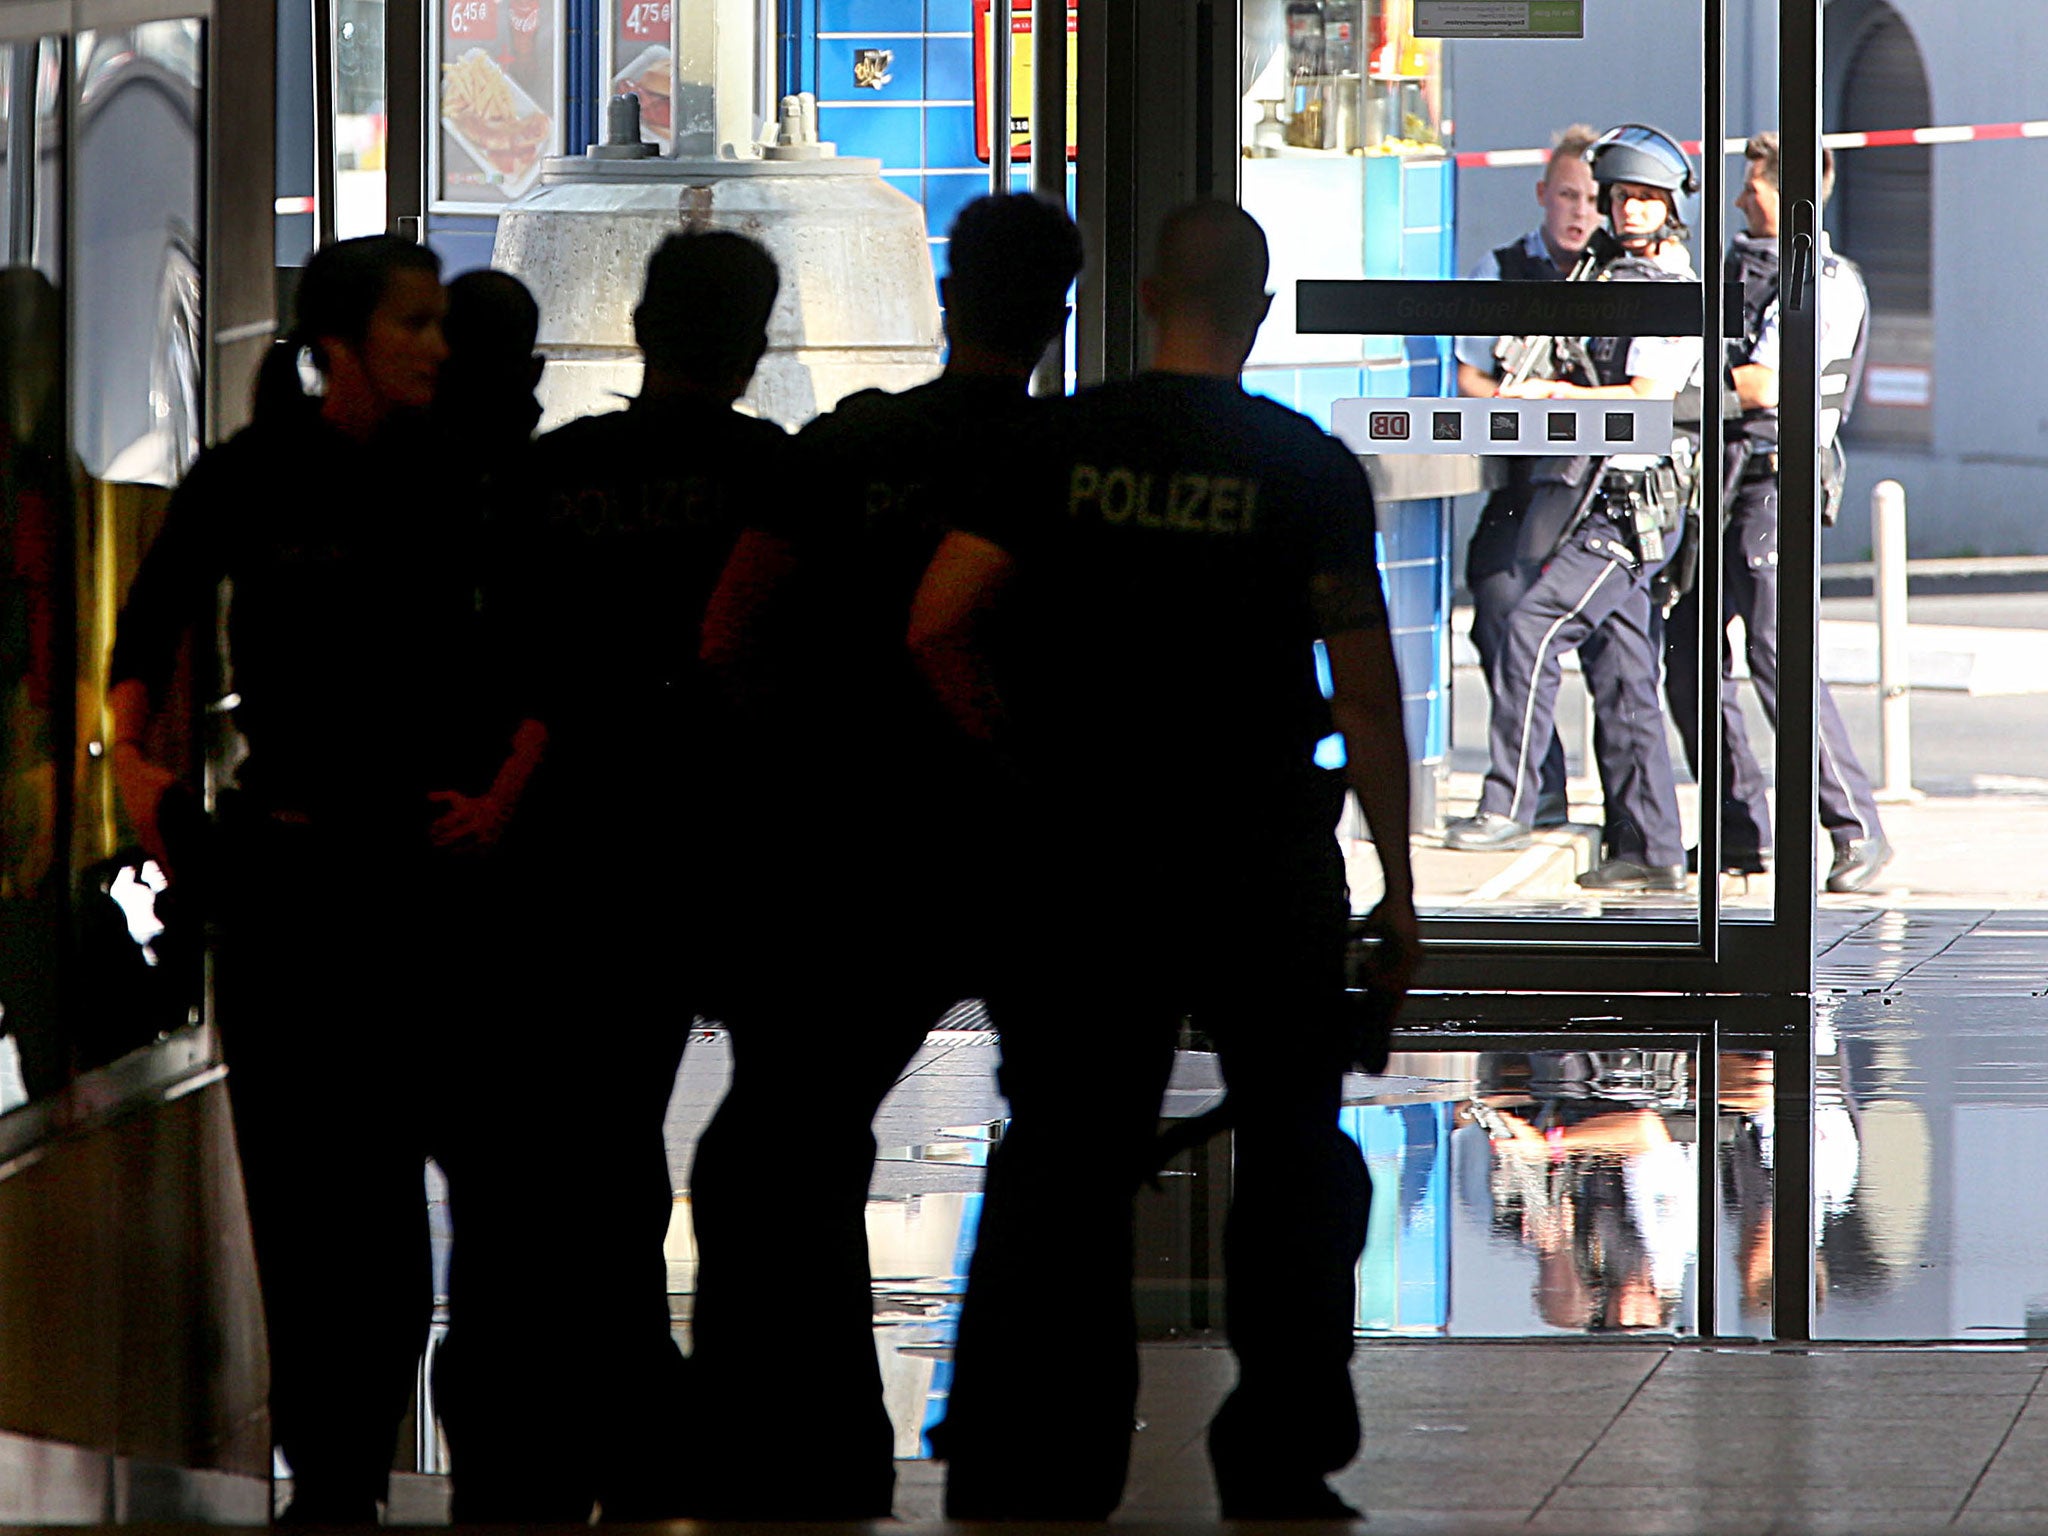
[391,909,2048,1530]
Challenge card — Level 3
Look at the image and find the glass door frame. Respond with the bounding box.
[1074,0,1825,1006]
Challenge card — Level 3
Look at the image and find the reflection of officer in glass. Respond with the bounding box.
[1454,123,1604,829]
[1479,1096,1692,1332]
[1445,126,1699,891]
[1666,134,1892,891]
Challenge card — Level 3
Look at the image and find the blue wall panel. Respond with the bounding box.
[819,0,925,30]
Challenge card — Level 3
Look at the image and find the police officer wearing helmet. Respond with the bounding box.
[1444,124,1700,891]
[1453,123,1605,830]
[1664,132,1891,891]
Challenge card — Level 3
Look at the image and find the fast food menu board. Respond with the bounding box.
[606,0,673,149]
[432,0,564,210]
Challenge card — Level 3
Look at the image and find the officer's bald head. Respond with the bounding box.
[1145,201,1272,338]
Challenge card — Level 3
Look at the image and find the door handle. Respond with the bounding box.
[1786,231,1816,313]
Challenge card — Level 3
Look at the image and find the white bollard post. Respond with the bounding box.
[1871,479,1919,802]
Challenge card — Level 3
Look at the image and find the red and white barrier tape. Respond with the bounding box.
[1453,119,2048,169]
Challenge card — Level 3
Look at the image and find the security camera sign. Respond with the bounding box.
[1414,1,1583,38]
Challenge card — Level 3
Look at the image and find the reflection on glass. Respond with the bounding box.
[1457,1050,1698,1333]
[678,1046,1714,1465]
[1,39,70,1109]
[16,19,210,1108]
[74,22,204,487]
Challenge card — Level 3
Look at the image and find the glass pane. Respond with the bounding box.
[433,0,563,210]
[67,21,208,1087]
[1240,0,1721,931]
[74,22,204,487]
[1714,1049,1776,1337]
[335,0,390,237]
[0,36,68,1110]
[604,0,675,151]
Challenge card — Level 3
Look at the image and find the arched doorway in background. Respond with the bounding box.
[1827,0,1932,447]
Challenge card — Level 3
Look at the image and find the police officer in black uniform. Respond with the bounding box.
[1444,125,1700,891]
[107,235,546,1524]
[909,200,1420,1520]
[1665,132,1892,891]
[487,231,792,1519]
[1454,123,1605,828]
[685,193,1083,1521]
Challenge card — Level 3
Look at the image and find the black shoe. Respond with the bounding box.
[278,1492,381,1525]
[1444,812,1533,851]
[1532,791,1571,829]
[1826,835,1894,893]
[1216,1478,1363,1521]
[1578,858,1686,891]
[1684,845,1769,876]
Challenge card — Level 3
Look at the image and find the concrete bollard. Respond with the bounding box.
[1872,479,1920,802]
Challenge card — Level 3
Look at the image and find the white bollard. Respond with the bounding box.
[1871,479,1919,802]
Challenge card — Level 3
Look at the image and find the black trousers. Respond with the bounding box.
[212,816,456,1520]
[1467,492,1566,810]
[1480,511,1685,865]
[1663,476,1885,855]
[215,783,693,1523]
[686,802,977,1520]
[430,841,691,1522]
[940,808,1369,1519]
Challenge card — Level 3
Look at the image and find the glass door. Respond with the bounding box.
[1213,0,1823,996]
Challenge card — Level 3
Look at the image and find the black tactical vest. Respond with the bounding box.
[1493,236,1564,285]
[1726,233,1780,452]
[1580,254,1689,388]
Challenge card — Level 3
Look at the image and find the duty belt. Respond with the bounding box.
[1741,450,1780,482]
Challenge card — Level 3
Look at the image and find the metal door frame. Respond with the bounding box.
[1074,0,1826,1335]
[1074,0,1823,1007]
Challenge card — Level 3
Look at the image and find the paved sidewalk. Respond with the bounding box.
[1433,598,2048,909]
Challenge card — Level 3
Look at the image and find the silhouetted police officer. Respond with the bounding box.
[1665,133,1891,891]
[909,200,1420,1520]
[108,235,542,1524]
[1444,125,1701,891]
[1454,123,1605,828]
[481,231,789,1520]
[686,193,1083,1521]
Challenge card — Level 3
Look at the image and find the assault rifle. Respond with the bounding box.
[1493,226,1622,390]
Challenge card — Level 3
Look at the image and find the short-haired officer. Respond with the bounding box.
[487,230,791,1519]
[686,193,1085,1521]
[1665,132,1891,890]
[1453,123,1605,828]
[1445,125,1700,891]
[910,201,1419,1520]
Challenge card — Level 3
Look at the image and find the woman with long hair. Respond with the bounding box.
[108,234,544,1523]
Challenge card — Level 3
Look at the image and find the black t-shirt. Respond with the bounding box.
[109,409,511,823]
[956,372,1386,827]
[505,393,790,777]
[783,373,1045,792]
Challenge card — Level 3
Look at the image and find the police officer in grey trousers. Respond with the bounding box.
[1664,132,1892,891]
[1454,123,1606,830]
[1444,125,1702,891]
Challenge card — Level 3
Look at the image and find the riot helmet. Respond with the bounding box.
[1587,123,1698,242]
